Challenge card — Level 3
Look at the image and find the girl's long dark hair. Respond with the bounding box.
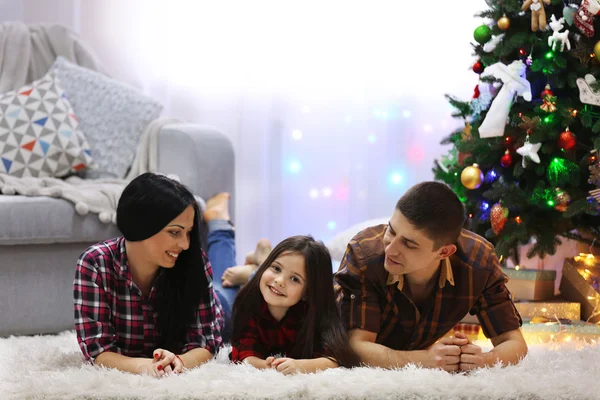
[117,173,210,352]
[232,235,359,368]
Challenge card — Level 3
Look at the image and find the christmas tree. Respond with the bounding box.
[434,0,600,262]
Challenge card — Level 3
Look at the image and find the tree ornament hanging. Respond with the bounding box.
[594,41,600,62]
[472,61,485,74]
[574,0,600,38]
[558,127,577,150]
[473,24,492,44]
[518,115,540,135]
[498,14,511,31]
[563,4,578,26]
[500,150,513,167]
[461,121,473,141]
[540,84,557,112]
[478,60,532,138]
[554,188,571,212]
[521,0,551,32]
[547,157,579,186]
[490,203,509,234]
[541,84,553,98]
[461,164,484,190]
[516,138,542,167]
[548,15,571,52]
[576,74,600,106]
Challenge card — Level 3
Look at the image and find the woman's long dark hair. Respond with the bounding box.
[117,173,210,352]
[232,235,360,368]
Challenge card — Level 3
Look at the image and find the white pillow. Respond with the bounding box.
[51,57,163,179]
[326,217,388,262]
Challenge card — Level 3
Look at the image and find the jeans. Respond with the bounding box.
[206,220,238,343]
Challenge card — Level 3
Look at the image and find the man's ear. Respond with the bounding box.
[438,244,457,259]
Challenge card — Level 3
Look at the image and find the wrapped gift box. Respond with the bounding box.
[520,320,600,344]
[447,323,482,343]
[559,258,600,323]
[513,299,580,321]
[502,267,556,301]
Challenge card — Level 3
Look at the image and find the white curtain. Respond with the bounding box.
[20,0,487,259]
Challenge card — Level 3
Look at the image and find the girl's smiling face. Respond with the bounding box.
[259,251,307,319]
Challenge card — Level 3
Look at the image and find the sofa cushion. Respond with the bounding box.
[0,72,93,177]
[51,57,163,179]
[0,195,120,245]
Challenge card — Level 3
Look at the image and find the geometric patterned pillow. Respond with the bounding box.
[0,72,93,178]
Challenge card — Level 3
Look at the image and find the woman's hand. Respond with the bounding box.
[153,349,184,375]
[136,358,166,377]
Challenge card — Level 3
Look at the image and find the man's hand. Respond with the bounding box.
[425,335,469,372]
[271,357,305,375]
[454,331,484,371]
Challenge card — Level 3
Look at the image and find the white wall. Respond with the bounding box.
[0,0,24,21]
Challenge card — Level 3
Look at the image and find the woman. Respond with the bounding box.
[74,173,234,376]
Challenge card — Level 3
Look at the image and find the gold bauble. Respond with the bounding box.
[594,41,600,62]
[497,14,510,31]
[461,163,484,190]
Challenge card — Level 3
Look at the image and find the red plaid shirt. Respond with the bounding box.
[335,225,522,351]
[231,300,326,362]
[74,237,224,362]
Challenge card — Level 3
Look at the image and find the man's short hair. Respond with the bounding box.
[395,181,466,249]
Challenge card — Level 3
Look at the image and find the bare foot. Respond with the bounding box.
[245,251,257,266]
[254,238,272,265]
[203,192,231,222]
[222,264,258,287]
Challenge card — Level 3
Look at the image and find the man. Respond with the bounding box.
[334,181,527,371]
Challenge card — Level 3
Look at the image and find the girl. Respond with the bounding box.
[74,173,233,376]
[230,236,360,374]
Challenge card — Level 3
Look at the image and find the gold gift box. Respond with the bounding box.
[559,257,600,323]
[513,299,580,321]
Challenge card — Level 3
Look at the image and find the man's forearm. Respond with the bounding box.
[351,339,426,369]
[482,339,527,367]
[180,347,213,369]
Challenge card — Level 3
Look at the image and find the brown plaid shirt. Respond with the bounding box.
[334,225,522,351]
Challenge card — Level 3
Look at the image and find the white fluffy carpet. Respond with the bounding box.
[1,332,599,400]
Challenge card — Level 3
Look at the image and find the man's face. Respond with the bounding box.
[383,209,443,276]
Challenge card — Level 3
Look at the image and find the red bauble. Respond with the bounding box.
[518,48,528,57]
[501,150,513,167]
[558,128,576,150]
[472,61,484,74]
[473,85,480,99]
[541,84,554,99]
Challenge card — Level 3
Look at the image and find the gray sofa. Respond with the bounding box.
[0,123,235,337]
